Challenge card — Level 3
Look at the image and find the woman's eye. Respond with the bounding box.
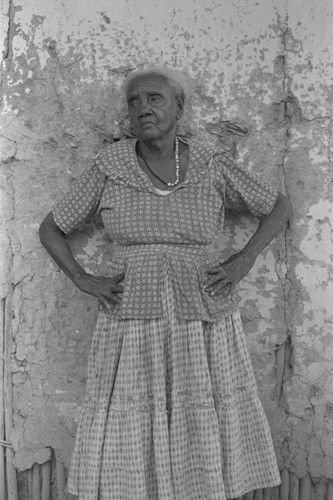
[150,95,162,103]
[129,98,139,108]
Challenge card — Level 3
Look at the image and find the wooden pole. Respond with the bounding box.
[4,290,18,500]
[263,488,271,500]
[56,459,66,500]
[254,489,263,500]
[271,486,280,500]
[28,467,33,500]
[280,469,289,500]
[290,472,299,500]
[32,463,41,500]
[244,491,254,500]
[315,482,326,500]
[41,461,51,500]
[0,298,7,500]
[299,475,312,500]
[327,481,333,500]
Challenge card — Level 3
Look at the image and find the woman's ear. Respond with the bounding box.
[176,94,185,119]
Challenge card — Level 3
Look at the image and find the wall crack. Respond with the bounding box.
[273,11,296,407]
[1,0,13,65]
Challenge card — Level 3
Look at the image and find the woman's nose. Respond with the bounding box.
[138,98,152,116]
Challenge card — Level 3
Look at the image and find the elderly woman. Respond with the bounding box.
[39,67,291,500]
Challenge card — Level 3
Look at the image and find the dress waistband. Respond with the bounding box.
[112,243,216,258]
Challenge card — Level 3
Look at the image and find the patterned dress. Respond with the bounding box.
[53,138,281,500]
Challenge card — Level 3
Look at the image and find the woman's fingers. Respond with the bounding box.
[97,294,112,314]
[98,290,122,310]
[228,282,236,296]
[205,262,240,296]
[205,274,231,296]
[110,293,122,305]
[97,279,123,305]
[75,273,125,306]
[95,276,124,291]
[113,272,126,284]
[106,283,123,293]
[104,292,122,305]
[206,265,226,275]
[205,252,253,297]
[211,281,231,296]
[205,274,228,290]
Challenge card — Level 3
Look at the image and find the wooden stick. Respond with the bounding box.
[41,461,51,500]
[4,289,18,500]
[327,481,333,500]
[263,488,271,500]
[299,475,312,500]
[32,463,41,500]
[0,298,7,500]
[254,489,263,500]
[56,460,66,500]
[271,486,280,500]
[315,482,326,500]
[0,439,13,448]
[28,467,33,500]
[280,469,289,500]
[290,472,299,500]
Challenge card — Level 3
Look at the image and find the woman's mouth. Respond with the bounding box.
[140,120,155,126]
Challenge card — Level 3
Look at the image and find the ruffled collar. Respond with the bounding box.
[104,137,215,193]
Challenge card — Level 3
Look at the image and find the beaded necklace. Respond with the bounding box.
[137,137,180,187]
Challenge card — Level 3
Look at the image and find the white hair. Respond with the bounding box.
[122,66,191,102]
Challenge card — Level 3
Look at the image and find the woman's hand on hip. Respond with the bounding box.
[204,252,255,298]
[72,272,125,313]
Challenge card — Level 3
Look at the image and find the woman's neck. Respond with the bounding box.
[138,134,176,161]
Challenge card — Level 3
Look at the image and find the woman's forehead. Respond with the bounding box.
[126,74,172,96]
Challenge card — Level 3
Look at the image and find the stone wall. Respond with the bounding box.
[0,0,332,497]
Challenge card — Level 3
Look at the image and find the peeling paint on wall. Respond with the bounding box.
[0,0,332,495]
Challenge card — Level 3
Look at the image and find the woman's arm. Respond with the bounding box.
[205,192,292,296]
[39,212,124,311]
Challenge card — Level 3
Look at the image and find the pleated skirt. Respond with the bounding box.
[67,274,280,499]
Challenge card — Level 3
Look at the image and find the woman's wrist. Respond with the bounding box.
[238,247,257,265]
[71,270,89,284]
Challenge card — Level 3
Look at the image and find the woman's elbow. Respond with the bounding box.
[39,211,60,246]
[277,192,292,222]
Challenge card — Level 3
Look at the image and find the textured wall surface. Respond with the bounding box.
[0,0,332,489]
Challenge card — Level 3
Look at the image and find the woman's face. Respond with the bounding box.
[126,74,184,142]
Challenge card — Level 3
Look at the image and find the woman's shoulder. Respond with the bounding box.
[187,136,228,155]
[94,138,137,176]
[186,136,232,170]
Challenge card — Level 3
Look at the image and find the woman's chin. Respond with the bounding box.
[138,129,161,141]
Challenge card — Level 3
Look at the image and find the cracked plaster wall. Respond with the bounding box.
[0,0,332,482]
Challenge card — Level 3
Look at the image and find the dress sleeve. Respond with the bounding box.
[216,150,278,217]
[52,151,108,235]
